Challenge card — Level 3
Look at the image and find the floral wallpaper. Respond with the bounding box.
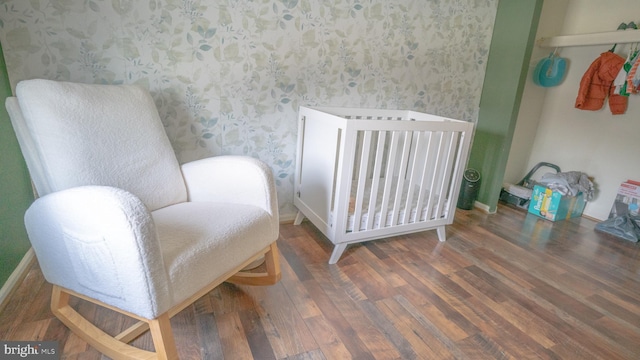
[0,0,497,217]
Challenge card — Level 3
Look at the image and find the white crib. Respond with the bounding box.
[293,106,474,264]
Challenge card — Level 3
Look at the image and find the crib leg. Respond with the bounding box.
[328,244,348,264]
[436,226,446,242]
[293,211,305,225]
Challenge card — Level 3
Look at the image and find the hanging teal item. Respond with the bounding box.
[533,50,567,87]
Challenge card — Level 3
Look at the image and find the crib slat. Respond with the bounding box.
[402,131,424,225]
[391,130,413,226]
[352,131,373,232]
[366,131,387,230]
[431,132,448,218]
[415,131,434,222]
[434,131,460,217]
[423,131,444,221]
[429,131,453,219]
[379,131,401,228]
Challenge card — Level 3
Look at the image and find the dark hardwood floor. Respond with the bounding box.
[1,204,639,359]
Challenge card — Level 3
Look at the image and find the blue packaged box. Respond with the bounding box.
[528,185,586,221]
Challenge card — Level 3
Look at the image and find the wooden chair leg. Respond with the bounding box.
[265,241,280,277]
[51,285,178,360]
[227,242,282,286]
[149,313,178,360]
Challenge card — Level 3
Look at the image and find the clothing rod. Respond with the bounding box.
[537,30,640,48]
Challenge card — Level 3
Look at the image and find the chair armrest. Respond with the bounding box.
[180,156,279,223]
[24,186,171,319]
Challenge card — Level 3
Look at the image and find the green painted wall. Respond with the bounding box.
[0,41,34,288]
[468,0,544,213]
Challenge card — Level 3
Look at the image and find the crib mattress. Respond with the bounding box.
[332,178,449,232]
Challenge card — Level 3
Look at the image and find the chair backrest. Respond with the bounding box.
[7,79,187,211]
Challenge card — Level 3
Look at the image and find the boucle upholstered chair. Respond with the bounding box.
[6,79,281,359]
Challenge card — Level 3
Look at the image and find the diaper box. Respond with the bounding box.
[528,185,586,221]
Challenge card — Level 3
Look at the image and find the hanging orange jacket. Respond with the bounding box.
[575,51,627,115]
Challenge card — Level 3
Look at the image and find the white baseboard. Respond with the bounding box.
[0,248,35,312]
[279,212,298,224]
[474,201,495,213]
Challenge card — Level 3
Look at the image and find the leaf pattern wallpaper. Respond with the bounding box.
[0,0,497,217]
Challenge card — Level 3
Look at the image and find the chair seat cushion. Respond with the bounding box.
[152,201,275,307]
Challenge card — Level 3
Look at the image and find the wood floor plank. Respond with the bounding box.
[586,292,640,328]
[216,311,254,359]
[287,222,337,264]
[372,234,415,255]
[207,282,258,316]
[243,283,318,359]
[377,296,456,359]
[389,263,481,337]
[396,253,473,304]
[239,309,277,360]
[42,319,72,352]
[454,296,558,360]
[9,318,51,342]
[414,301,470,343]
[277,257,322,319]
[549,340,606,360]
[341,261,394,301]
[356,299,418,359]
[302,278,375,360]
[195,311,224,360]
[170,306,202,359]
[493,299,561,349]
[302,315,352,360]
[467,247,550,289]
[531,284,604,323]
[452,266,509,304]
[457,332,514,360]
[62,331,92,357]
[308,263,367,303]
[284,348,327,360]
[278,236,315,282]
[590,316,640,355]
[394,295,469,359]
[356,243,408,288]
[409,239,473,276]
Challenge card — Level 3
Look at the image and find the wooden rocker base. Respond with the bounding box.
[50,242,281,359]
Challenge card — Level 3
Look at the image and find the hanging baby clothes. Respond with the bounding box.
[575,51,627,115]
[622,49,638,95]
[613,50,637,96]
[626,53,640,94]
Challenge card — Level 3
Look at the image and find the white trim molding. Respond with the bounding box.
[0,248,35,312]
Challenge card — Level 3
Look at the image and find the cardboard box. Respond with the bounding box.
[607,180,640,219]
[528,185,586,221]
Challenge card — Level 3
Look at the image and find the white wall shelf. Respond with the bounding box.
[537,30,640,48]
